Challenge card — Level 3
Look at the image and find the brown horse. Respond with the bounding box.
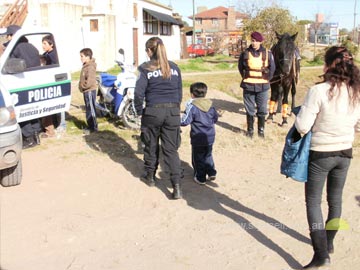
[267,32,300,126]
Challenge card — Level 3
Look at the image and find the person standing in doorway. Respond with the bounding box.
[238,31,275,138]
[40,34,58,138]
[134,37,183,200]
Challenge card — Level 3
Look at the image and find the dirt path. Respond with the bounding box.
[1,88,359,270]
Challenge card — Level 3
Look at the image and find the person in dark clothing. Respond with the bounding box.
[3,24,42,149]
[181,82,218,185]
[42,34,58,65]
[238,31,275,138]
[134,36,183,199]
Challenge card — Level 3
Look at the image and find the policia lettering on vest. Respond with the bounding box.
[238,31,275,138]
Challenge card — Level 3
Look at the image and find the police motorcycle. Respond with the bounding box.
[96,49,140,130]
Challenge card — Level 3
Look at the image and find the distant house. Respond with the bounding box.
[307,13,340,45]
[189,6,248,46]
[3,0,183,71]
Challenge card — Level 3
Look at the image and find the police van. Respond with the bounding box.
[0,27,71,187]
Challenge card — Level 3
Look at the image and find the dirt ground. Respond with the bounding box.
[1,84,360,270]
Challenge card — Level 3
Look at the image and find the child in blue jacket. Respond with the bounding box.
[181,82,218,185]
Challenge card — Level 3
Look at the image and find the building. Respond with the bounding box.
[1,0,183,71]
[189,6,247,46]
[308,13,339,45]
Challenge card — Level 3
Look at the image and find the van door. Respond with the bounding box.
[0,31,71,123]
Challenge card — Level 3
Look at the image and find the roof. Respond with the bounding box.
[191,6,247,20]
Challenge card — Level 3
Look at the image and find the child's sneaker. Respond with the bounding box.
[208,175,216,181]
[193,176,206,185]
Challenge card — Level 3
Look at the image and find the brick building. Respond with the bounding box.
[190,6,247,47]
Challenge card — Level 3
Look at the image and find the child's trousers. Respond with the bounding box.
[192,144,216,182]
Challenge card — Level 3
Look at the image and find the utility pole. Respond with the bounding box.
[192,0,195,44]
[353,0,357,40]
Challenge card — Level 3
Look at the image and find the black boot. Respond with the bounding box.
[258,116,265,138]
[140,171,155,187]
[172,183,182,199]
[303,230,331,269]
[246,114,254,138]
[326,230,337,254]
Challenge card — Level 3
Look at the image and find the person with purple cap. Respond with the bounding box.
[238,31,275,139]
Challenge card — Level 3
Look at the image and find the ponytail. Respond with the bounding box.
[145,37,171,79]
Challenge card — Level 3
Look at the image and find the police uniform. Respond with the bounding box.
[134,60,182,187]
[238,45,275,137]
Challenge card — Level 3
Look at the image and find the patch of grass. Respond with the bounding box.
[177,58,211,72]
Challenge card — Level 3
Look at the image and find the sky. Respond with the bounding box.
[157,0,358,30]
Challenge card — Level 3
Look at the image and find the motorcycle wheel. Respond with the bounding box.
[121,100,141,130]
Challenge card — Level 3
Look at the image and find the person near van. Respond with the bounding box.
[3,24,42,149]
[181,82,218,185]
[134,37,183,200]
[40,34,58,138]
[238,31,275,138]
[78,48,98,134]
[295,46,360,268]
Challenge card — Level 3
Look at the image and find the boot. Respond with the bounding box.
[34,132,41,145]
[258,116,265,138]
[326,230,337,254]
[172,183,182,199]
[246,114,254,138]
[303,230,331,269]
[140,171,155,187]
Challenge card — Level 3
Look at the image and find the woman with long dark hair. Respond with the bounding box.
[295,46,360,268]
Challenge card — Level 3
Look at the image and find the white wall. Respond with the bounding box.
[136,0,181,64]
[20,0,181,72]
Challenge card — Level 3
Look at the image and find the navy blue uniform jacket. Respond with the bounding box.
[134,60,182,115]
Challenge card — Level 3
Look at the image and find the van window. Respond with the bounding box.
[6,33,59,72]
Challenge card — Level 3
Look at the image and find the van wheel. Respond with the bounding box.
[0,158,22,187]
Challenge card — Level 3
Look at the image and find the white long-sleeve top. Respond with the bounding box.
[295,81,360,152]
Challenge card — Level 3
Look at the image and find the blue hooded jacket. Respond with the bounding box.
[181,98,218,146]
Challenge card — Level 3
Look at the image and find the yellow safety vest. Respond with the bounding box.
[243,50,269,84]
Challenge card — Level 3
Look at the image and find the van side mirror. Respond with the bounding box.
[3,58,26,74]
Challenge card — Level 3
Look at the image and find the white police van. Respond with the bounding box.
[0,27,71,187]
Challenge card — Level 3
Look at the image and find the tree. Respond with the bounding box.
[241,6,300,48]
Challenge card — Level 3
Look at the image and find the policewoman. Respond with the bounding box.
[134,37,183,200]
[238,31,275,138]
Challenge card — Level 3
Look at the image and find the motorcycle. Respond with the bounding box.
[96,49,140,130]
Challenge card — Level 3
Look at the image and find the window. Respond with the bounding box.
[160,21,171,35]
[143,10,158,35]
[90,19,98,32]
[211,19,218,26]
[196,19,202,25]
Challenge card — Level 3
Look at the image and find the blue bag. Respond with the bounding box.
[280,124,312,182]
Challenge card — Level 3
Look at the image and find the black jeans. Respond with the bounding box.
[305,156,351,232]
[140,106,182,185]
[83,90,98,131]
[192,144,216,182]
